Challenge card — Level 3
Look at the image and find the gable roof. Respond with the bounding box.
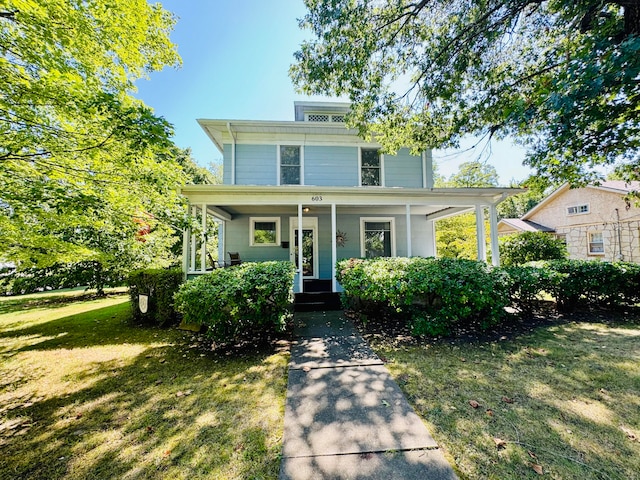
[522,181,640,220]
[499,218,555,232]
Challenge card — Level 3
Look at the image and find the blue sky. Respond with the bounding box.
[135,0,532,184]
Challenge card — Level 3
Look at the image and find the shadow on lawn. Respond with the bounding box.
[372,314,640,479]
[0,300,289,480]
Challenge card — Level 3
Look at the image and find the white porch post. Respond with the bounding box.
[406,204,412,257]
[190,205,197,272]
[217,220,225,266]
[331,203,337,292]
[489,203,500,266]
[298,203,303,293]
[476,204,487,262]
[182,204,190,279]
[200,203,207,272]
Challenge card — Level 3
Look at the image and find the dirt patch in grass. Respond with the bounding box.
[360,307,640,479]
[0,293,289,480]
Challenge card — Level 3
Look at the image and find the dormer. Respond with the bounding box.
[294,101,350,123]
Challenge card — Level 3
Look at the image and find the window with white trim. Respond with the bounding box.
[567,204,589,215]
[361,218,395,257]
[588,231,604,254]
[280,146,301,185]
[360,148,381,186]
[250,217,280,246]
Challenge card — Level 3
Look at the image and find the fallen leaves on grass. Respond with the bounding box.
[531,463,544,475]
[469,400,481,409]
[493,437,507,449]
[501,396,514,404]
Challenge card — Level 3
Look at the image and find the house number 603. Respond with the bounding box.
[311,196,323,202]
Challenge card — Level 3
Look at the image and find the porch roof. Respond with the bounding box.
[181,185,525,221]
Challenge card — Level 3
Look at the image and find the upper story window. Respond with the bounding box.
[567,204,589,215]
[360,148,382,186]
[305,113,345,122]
[280,145,301,185]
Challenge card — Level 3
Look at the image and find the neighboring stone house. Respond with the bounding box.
[498,181,640,263]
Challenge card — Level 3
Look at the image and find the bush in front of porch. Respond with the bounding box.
[174,261,295,343]
[337,257,510,336]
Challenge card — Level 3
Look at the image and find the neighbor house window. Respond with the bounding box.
[567,204,589,215]
[250,217,280,246]
[360,218,395,257]
[588,231,604,254]
[360,148,382,186]
[280,146,301,185]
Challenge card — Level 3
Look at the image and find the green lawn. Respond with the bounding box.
[366,315,640,479]
[0,291,289,480]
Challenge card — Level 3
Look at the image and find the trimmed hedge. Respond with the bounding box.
[337,257,510,336]
[501,260,640,313]
[128,268,184,326]
[173,261,295,343]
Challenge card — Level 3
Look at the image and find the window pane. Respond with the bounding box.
[364,222,391,257]
[254,222,277,244]
[281,166,300,185]
[361,149,380,166]
[280,146,300,165]
[361,167,380,186]
[589,232,604,253]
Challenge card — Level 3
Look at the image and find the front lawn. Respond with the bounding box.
[0,291,288,480]
[366,314,640,479]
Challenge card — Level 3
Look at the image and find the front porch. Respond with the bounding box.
[181,185,522,293]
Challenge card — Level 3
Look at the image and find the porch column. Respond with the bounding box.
[489,203,500,266]
[217,220,225,266]
[475,204,487,262]
[190,205,197,272]
[297,203,303,293]
[200,203,207,272]
[182,203,190,279]
[406,204,412,257]
[331,203,337,292]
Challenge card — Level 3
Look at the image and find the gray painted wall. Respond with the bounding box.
[235,144,277,185]
[385,148,423,188]
[304,146,359,186]
[222,144,430,188]
[223,212,437,278]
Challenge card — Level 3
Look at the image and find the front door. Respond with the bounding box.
[289,217,318,279]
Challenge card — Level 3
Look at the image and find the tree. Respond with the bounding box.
[499,231,568,266]
[446,161,499,188]
[497,175,550,219]
[292,1,640,189]
[435,160,498,258]
[0,1,186,278]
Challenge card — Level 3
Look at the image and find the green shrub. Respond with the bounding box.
[500,265,558,313]
[337,257,510,336]
[2,261,126,296]
[541,260,640,312]
[173,261,295,343]
[499,231,567,266]
[128,268,184,326]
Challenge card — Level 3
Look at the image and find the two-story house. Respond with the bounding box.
[498,181,640,262]
[180,102,520,293]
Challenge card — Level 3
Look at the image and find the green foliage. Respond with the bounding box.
[337,257,509,336]
[292,1,640,188]
[127,268,183,326]
[0,261,125,296]
[174,262,296,343]
[500,265,559,313]
[541,260,640,312]
[436,213,484,260]
[446,161,499,188]
[499,231,568,266]
[0,1,192,276]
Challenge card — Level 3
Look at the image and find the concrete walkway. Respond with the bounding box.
[279,311,458,480]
